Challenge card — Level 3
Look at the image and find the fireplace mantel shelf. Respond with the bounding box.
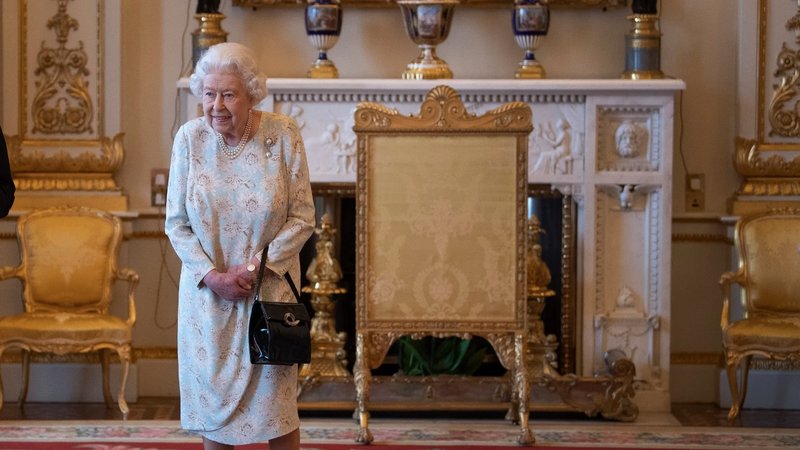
[178,77,685,93]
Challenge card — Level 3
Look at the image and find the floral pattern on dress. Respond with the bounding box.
[165,112,315,445]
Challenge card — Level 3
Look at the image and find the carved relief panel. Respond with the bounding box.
[597,105,661,172]
[733,0,800,213]
[268,91,587,185]
[2,0,126,210]
[592,187,664,390]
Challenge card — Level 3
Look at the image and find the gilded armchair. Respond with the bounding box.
[0,206,138,417]
[720,208,800,420]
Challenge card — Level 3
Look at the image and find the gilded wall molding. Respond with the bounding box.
[767,2,800,138]
[30,0,94,134]
[7,134,124,174]
[735,137,800,177]
[12,0,125,207]
[758,0,768,141]
[733,1,800,210]
[671,352,800,371]
[671,352,723,366]
[22,0,104,139]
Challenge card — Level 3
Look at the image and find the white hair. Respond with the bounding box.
[189,42,267,103]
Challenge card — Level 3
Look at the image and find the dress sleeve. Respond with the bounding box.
[164,124,216,287]
[264,119,316,276]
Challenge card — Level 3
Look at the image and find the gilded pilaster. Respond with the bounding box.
[8,0,127,211]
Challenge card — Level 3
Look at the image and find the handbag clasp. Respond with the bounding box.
[284,312,300,327]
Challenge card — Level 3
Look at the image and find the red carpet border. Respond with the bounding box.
[0,420,799,449]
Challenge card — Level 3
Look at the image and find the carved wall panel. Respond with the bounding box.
[732,0,800,213]
[596,105,661,172]
[2,0,126,211]
[592,187,664,390]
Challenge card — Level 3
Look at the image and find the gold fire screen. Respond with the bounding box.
[353,86,534,445]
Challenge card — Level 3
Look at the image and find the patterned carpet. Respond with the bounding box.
[0,418,799,449]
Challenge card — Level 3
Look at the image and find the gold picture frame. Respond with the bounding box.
[234,0,626,9]
[351,85,534,444]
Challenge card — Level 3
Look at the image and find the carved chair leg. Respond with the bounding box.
[353,333,373,444]
[17,350,30,406]
[738,355,752,413]
[506,364,519,424]
[725,356,742,420]
[100,350,113,408]
[117,355,130,419]
[515,333,534,446]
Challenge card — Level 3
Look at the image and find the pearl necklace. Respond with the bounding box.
[215,111,253,160]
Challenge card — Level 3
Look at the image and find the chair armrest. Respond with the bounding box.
[719,270,744,330]
[0,265,21,282]
[116,267,139,327]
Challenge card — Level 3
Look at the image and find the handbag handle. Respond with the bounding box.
[252,243,301,304]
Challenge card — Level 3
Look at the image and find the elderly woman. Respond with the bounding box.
[165,42,315,450]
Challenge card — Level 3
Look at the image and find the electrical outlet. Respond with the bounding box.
[151,168,169,207]
[685,173,705,212]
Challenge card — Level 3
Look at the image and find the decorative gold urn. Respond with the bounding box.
[621,14,664,80]
[300,214,350,379]
[191,13,228,72]
[396,0,459,80]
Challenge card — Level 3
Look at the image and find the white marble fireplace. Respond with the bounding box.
[179,77,685,412]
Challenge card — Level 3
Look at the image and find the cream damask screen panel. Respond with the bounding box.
[354,86,531,335]
[352,86,534,444]
[365,135,519,323]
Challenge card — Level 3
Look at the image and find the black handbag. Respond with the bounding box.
[247,245,311,365]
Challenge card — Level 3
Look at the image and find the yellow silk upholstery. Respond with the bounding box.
[0,206,138,417]
[720,209,800,420]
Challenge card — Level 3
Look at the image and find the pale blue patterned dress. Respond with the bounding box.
[165,112,315,445]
